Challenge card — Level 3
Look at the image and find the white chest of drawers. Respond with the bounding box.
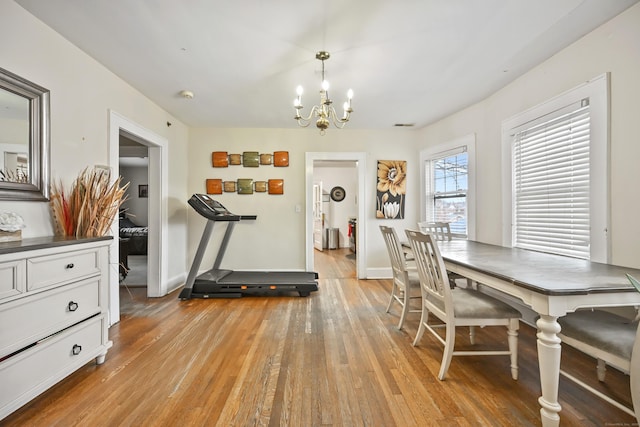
[0,236,112,420]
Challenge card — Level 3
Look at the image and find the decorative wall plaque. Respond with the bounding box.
[206,179,223,194]
[268,179,284,194]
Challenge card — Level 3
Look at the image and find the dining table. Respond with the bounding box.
[435,239,640,427]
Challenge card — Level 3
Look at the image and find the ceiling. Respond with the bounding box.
[15,0,638,131]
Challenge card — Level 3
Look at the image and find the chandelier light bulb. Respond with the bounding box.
[347,89,354,99]
[296,85,304,96]
[321,80,330,91]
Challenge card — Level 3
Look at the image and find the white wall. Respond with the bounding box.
[188,128,418,275]
[416,3,640,269]
[0,1,190,285]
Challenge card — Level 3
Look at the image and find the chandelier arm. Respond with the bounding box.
[295,105,321,124]
[328,106,350,128]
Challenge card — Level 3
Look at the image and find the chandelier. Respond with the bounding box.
[293,51,353,135]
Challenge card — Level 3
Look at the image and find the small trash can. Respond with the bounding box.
[327,228,339,250]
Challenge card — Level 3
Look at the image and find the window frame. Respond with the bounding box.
[501,73,610,263]
[420,133,476,240]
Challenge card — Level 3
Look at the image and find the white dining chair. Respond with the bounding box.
[405,229,521,380]
[558,309,639,418]
[417,221,473,290]
[380,226,422,330]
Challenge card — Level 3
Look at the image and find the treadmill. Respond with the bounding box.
[179,194,319,299]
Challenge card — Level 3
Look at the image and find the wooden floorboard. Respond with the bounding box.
[1,248,635,426]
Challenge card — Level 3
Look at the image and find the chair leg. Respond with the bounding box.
[438,323,456,380]
[397,287,410,330]
[469,326,476,345]
[596,358,607,382]
[412,306,428,346]
[507,318,519,380]
[385,282,397,314]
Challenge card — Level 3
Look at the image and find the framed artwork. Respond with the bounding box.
[254,181,267,192]
[223,181,237,192]
[138,184,148,198]
[376,160,406,219]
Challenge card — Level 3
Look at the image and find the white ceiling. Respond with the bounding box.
[15,0,638,130]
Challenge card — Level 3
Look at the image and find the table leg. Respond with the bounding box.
[536,314,562,427]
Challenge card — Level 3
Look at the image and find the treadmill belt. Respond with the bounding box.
[216,271,318,285]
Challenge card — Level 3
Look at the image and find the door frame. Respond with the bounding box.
[108,110,168,325]
[305,152,366,278]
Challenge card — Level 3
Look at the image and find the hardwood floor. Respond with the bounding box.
[2,248,635,426]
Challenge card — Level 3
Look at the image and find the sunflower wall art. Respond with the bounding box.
[376,160,406,219]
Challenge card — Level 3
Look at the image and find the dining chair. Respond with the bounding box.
[558,309,639,418]
[380,226,422,330]
[417,221,471,289]
[417,221,452,241]
[405,229,521,380]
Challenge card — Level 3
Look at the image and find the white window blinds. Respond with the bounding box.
[512,99,590,259]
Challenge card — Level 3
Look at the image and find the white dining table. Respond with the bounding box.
[435,240,640,427]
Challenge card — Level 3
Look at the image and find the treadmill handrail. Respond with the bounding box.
[188,194,257,221]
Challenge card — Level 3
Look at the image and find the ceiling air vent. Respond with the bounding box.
[394,123,415,127]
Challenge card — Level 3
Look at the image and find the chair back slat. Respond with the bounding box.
[380,226,410,286]
[405,229,453,317]
[417,221,452,241]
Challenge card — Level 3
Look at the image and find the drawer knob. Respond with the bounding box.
[68,301,79,312]
[66,263,75,269]
[72,344,82,356]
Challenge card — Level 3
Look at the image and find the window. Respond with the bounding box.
[421,134,476,239]
[502,74,609,262]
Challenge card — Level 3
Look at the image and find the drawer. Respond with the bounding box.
[0,315,106,419]
[27,247,101,291]
[0,278,100,359]
[0,259,25,301]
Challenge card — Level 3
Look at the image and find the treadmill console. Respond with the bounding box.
[188,194,257,221]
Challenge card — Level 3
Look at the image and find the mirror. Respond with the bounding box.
[0,67,50,201]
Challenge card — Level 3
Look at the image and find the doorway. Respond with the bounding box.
[305,152,367,279]
[108,110,169,325]
[118,137,149,292]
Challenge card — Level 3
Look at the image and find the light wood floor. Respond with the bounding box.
[2,248,635,426]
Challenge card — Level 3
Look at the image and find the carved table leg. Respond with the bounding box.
[536,315,562,427]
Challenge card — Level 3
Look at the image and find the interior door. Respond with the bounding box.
[313,182,324,251]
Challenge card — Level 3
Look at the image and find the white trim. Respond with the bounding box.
[419,134,476,240]
[305,152,367,278]
[108,110,169,325]
[501,73,610,263]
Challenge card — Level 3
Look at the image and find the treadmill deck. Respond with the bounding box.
[181,269,319,299]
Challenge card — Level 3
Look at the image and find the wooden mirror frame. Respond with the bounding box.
[0,67,50,201]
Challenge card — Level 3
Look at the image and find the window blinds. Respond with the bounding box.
[513,100,590,259]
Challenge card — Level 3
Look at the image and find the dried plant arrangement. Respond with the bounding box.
[50,166,129,237]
